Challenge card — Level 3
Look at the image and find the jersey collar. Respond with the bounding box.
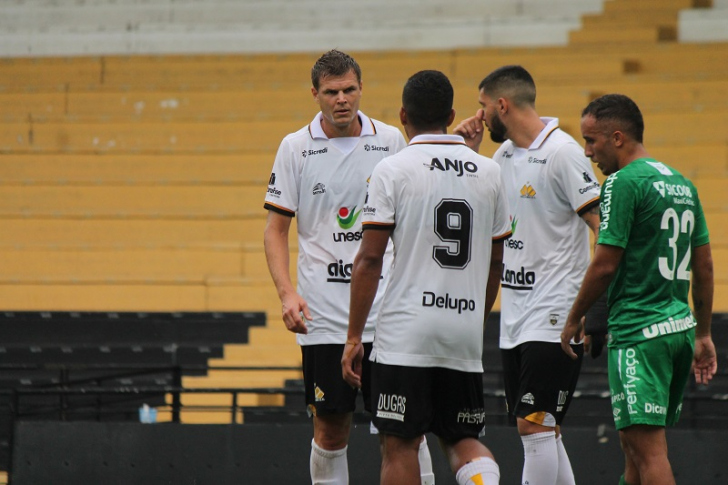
[308,111,375,140]
[528,117,560,150]
[408,134,467,146]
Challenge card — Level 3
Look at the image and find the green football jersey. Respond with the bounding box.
[598,158,710,347]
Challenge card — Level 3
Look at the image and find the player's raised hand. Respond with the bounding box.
[693,335,718,385]
[281,292,311,334]
[453,109,485,152]
[341,339,364,389]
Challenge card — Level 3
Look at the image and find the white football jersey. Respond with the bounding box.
[495,118,600,349]
[264,111,406,345]
[363,134,512,372]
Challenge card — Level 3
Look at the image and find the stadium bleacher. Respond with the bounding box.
[1,0,727,482]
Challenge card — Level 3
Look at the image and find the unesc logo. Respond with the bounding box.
[337,206,361,230]
[333,206,362,243]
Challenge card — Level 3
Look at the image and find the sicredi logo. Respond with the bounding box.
[364,144,389,152]
[302,147,328,158]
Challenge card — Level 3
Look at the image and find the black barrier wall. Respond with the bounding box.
[10,422,726,484]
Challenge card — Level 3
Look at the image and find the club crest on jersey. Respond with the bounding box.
[313,183,326,195]
[424,157,478,177]
[550,314,559,326]
[520,183,536,198]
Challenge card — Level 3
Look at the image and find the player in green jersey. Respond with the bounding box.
[560,94,717,485]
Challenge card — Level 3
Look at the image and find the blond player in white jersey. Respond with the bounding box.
[264,50,434,485]
[454,65,601,485]
[343,70,511,485]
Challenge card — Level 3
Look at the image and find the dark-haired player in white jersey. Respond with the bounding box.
[454,65,601,485]
[562,94,716,485]
[264,50,434,484]
[343,70,511,485]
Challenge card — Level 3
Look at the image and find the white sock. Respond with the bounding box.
[310,439,348,484]
[419,435,436,485]
[555,434,575,485]
[521,431,558,485]
[455,456,500,485]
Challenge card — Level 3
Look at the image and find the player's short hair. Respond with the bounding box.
[581,94,644,143]
[402,70,454,131]
[311,49,362,90]
[478,65,536,108]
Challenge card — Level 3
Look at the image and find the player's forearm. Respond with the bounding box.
[347,254,382,342]
[691,243,714,338]
[484,242,504,318]
[263,224,296,300]
[569,245,620,321]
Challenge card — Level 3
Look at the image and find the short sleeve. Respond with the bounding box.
[597,172,636,249]
[550,142,601,214]
[263,137,300,216]
[492,171,512,240]
[362,160,396,229]
[691,184,710,247]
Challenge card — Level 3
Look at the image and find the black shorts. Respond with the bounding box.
[371,362,485,441]
[501,341,583,427]
[301,343,372,417]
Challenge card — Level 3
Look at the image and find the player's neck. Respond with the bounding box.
[622,146,652,169]
[509,111,545,149]
[321,116,362,139]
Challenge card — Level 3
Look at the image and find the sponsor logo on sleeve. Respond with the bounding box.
[599,173,617,232]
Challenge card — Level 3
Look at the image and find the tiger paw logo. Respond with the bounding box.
[520,183,536,199]
[337,206,361,229]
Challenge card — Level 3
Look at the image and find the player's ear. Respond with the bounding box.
[399,107,407,127]
[311,86,319,103]
[497,97,508,114]
[446,109,456,127]
[612,130,625,148]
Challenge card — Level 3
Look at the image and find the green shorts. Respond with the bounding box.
[608,331,694,430]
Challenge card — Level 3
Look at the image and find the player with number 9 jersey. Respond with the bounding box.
[362,135,512,372]
[598,158,709,348]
